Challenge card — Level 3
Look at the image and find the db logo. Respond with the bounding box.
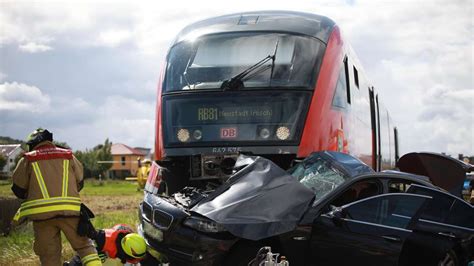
[221,127,237,139]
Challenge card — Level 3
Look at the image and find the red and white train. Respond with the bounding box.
[148,11,398,194]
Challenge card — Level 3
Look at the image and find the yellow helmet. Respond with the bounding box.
[121,233,146,259]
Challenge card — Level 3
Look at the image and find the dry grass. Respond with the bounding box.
[0,180,143,266]
[81,195,141,214]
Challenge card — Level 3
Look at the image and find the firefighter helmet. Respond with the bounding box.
[121,233,146,259]
[26,128,53,151]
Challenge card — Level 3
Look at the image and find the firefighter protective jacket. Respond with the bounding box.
[12,141,84,221]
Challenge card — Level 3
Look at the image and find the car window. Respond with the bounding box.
[331,180,382,207]
[344,194,429,229]
[406,185,454,223]
[388,180,416,193]
[445,200,474,229]
[289,157,349,200]
[408,184,474,228]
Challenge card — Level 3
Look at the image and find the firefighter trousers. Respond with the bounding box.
[33,217,101,266]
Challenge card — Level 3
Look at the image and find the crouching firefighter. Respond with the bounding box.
[64,223,147,265]
[11,128,101,266]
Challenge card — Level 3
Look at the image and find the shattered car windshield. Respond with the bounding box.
[289,158,349,200]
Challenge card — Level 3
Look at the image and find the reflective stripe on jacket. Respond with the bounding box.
[12,141,84,221]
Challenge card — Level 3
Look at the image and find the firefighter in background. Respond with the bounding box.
[65,224,147,265]
[136,158,151,190]
[11,128,101,266]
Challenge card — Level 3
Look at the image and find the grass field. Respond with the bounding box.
[0,180,143,266]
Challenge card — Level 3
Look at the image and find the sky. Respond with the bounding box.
[0,0,472,156]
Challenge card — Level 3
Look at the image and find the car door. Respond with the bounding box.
[310,193,431,266]
[399,184,474,265]
[406,184,474,233]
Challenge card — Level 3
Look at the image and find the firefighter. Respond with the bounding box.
[65,224,147,265]
[136,158,151,190]
[11,128,101,266]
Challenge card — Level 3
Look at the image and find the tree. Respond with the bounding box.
[96,138,113,177]
[74,139,113,178]
[0,136,23,145]
[53,141,71,149]
[74,150,98,178]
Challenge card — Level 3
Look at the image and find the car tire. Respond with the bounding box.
[438,249,458,266]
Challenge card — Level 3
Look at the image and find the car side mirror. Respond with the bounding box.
[327,206,346,225]
[332,209,345,220]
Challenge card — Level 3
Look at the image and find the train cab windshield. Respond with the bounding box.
[164,32,324,92]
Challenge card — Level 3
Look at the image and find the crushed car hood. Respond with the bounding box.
[397,152,474,197]
[190,155,315,241]
[185,151,373,241]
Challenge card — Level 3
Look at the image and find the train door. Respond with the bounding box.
[369,87,381,171]
[394,127,399,162]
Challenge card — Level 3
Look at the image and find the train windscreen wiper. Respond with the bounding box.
[220,40,279,91]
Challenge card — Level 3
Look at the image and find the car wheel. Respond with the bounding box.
[438,249,458,266]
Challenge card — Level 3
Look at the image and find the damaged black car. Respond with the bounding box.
[138,151,474,266]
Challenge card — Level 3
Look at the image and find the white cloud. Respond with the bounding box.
[415,87,474,154]
[0,82,51,112]
[97,29,132,47]
[52,95,155,150]
[18,42,53,53]
[96,96,154,148]
[0,0,472,154]
[317,0,473,155]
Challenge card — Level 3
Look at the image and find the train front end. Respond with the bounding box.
[149,12,335,193]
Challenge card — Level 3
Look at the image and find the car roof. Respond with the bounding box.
[352,171,435,188]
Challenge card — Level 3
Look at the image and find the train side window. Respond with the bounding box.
[344,57,351,104]
[353,66,359,88]
[332,69,348,109]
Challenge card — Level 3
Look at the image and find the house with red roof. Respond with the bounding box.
[0,144,23,178]
[110,143,146,179]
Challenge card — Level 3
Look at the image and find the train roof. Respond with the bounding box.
[174,11,336,45]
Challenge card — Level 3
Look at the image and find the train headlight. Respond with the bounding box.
[177,129,190,142]
[193,129,202,140]
[276,126,290,140]
[259,128,271,139]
